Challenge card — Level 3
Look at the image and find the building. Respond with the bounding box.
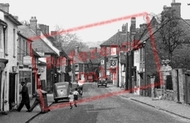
[29,17,61,93]
[100,24,129,87]
[0,3,22,112]
[17,25,42,101]
[134,1,190,97]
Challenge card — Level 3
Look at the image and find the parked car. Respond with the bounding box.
[53,82,70,103]
[97,78,108,87]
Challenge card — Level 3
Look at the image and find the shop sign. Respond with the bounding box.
[23,56,32,65]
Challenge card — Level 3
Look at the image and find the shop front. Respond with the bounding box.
[18,68,32,98]
[0,59,8,112]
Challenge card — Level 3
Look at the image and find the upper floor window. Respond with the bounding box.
[0,27,2,49]
[13,28,16,57]
[111,47,117,56]
[5,27,8,55]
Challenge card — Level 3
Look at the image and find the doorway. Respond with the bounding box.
[9,73,16,110]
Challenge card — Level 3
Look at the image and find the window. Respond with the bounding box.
[19,70,32,95]
[0,27,2,48]
[17,37,22,62]
[5,28,8,55]
[13,29,16,57]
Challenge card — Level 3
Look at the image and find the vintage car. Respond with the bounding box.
[53,82,70,103]
[97,78,108,87]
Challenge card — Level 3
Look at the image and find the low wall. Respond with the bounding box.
[155,88,174,101]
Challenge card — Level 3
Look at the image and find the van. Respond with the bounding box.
[53,82,70,103]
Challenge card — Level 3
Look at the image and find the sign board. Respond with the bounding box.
[101,59,104,65]
[23,56,32,65]
[111,47,117,56]
[110,60,116,66]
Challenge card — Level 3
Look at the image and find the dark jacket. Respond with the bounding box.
[20,85,30,102]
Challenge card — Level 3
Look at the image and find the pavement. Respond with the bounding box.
[0,94,54,123]
[107,84,190,120]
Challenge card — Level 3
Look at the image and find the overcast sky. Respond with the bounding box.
[2,0,190,42]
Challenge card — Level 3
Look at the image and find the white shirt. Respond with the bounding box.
[69,94,74,102]
[73,90,79,96]
[78,80,85,86]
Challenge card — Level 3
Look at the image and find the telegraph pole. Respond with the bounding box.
[117,30,120,87]
[129,17,136,93]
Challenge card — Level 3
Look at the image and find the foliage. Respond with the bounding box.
[54,25,89,54]
[157,8,186,61]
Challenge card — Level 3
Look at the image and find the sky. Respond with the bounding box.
[1,0,190,42]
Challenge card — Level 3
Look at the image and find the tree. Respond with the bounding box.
[54,25,89,54]
[157,8,186,62]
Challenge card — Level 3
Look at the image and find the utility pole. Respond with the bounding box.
[129,17,136,93]
[117,30,120,87]
[125,23,129,90]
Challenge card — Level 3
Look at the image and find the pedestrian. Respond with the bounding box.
[77,78,84,95]
[73,88,79,107]
[68,91,75,109]
[17,81,31,112]
[29,85,48,113]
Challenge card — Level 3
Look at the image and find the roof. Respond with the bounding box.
[18,25,36,41]
[38,32,60,55]
[32,35,58,55]
[0,9,22,25]
[32,49,41,57]
[100,31,128,47]
[72,49,102,64]
[0,19,7,26]
[46,35,68,58]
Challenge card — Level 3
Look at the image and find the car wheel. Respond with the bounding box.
[54,99,58,103]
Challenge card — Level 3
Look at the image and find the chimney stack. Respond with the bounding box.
[171,1,181,18]
[30,16,37,34]
[75,46,79,55]
[0,3,9,13]
[130,17,136,35]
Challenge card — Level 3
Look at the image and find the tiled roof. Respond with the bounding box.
[18,25,36,41]
[100,31,128,47]
[18,25,56,55]
[0,9,22,25]
[72,50,102,64]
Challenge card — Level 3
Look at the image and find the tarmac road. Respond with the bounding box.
[29,83,190,123]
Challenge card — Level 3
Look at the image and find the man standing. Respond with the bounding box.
[17,81,31,112]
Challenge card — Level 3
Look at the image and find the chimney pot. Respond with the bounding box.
[30,16,37,34]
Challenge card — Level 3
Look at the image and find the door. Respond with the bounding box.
[32,73,36,96]
[185,74,190,104]
[0,72,2,111]
[9,73,15,110]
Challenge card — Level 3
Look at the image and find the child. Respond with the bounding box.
[73,88,79,107]
[68,91,74,109]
